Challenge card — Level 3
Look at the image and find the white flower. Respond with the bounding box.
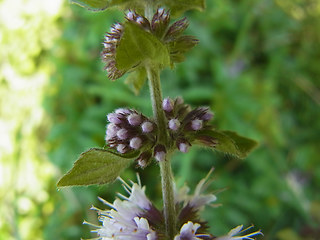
[174,221,210,240]
[175,168,217,210]
[87,176,157,240]
[216,225,262,240]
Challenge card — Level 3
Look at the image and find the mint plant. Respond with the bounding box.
[57,0,262,239]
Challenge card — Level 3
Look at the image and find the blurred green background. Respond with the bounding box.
[1,0,320,239]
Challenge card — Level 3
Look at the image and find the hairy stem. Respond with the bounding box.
[146,64,176,239]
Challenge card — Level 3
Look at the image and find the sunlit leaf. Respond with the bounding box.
[195,130,258,159]
[70,0,145,12]
[115,22,170,71]
[57,148,139,187]
[125,67,147,95]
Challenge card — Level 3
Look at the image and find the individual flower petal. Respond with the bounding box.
[216,225,262,240]
[174,221,210,240]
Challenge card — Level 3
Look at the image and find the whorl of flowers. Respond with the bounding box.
[86,173,262,240]
[101,8,198,80]
[162,97,216,154]
[106,108,157,167]
[105,97,216,167]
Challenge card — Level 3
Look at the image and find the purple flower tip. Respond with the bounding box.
[128,114,141,126]
[130,137,142,150]
[202,111,214,121]
[117,129,128,140]
[178,143,189,153]
[191,119,203,131]
[162,98,173,112]
[169,119,180,131]
[115,108,131,115]
[141,121,153,133]
[154,151,166,162]
[107,113,122,124]
[117,144,127,154]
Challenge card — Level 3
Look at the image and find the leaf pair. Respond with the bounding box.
[57,131,257,187]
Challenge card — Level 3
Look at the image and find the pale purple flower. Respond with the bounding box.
[87,177,156,240]
[174,221,209,240]
[107,113,122,124]
[169,118,181,131]
[191,119,203,131]
[128,113,142,126]
[202,111,214,121]
[117,128,128,140]
[130,137,142,150]
[86,173,261,240]
[154,151,166,162]
[141,121,153,133]
[115,108,131,115]
[117,144,127,154]
[162,97,173,112]
[178,142,189,153]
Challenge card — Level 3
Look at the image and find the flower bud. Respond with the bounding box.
[201,111,214,121]
[115,108,131,115]
[141,121,153,133]
[191,119,203,131]
[117,129,128,140]
[162,98,173,112]
[165,17,189,39]
[178,143,189,153]
[117,144,127,154]
[136,151,152,168]
[154,145,166,162]
[107,113,122,124]
[106,123,119,138]
[128,113,141,126]
[168,119,180,131]
[177,139,191,153]
[129,137,142,150]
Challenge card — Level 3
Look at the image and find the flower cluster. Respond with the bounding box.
[105,97,217,166]
[87,173,262,240]
[163,97,215,153]
[101,8,198,80]
[106,108,157,167]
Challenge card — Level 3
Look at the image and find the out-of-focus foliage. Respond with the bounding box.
[1,0,320,239]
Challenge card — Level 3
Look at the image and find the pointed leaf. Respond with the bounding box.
[115,22,170,71]
[125,67,147,95]
[162,0,206,17]
[57,148,139,187]
[70,0,146,12]
[195,130,258,159]
[70,0,110,11]
[222,130,258,157]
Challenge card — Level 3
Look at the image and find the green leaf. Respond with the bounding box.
[195,130,258,159]
[70,0,146,12]
[57,148,139,187]
[70,0,110,11]
[125,67,147,95]
[115,22,170,71]
[162,0,206,17]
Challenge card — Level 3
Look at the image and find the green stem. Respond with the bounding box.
[146,64,176,239]
[146,64,167,145]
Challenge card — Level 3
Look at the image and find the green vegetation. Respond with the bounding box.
[1,0,319,239]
